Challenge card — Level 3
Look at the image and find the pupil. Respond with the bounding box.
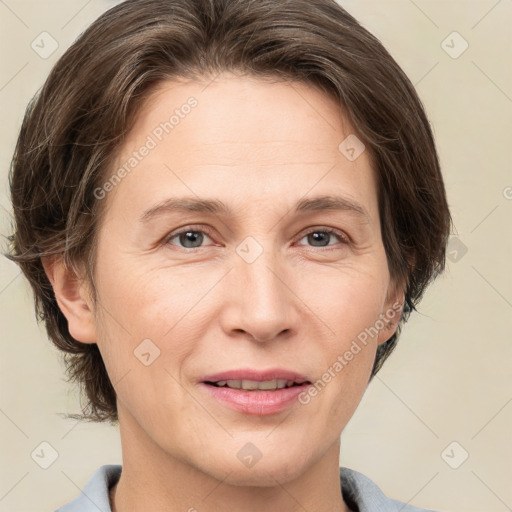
[309,232,328,247]
[181,231,203,248]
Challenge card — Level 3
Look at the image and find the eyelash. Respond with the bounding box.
[164,225,350,251]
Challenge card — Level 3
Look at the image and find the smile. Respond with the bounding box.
[199,378,312,415]
[207,379,304,390]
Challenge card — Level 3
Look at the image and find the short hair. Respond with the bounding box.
[6,0,452,422]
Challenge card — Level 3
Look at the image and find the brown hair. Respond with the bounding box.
[6,0,452,422]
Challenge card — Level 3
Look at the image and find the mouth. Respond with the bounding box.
[204,379,310,390]
[198,368,312,415]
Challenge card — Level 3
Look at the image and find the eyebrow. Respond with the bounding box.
[139,194,370,223]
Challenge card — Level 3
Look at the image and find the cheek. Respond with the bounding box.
[91,258,211,382]
[90,265,199,422]
[94,257,186,334]
[309,261,390,338]
[301,261,389,406]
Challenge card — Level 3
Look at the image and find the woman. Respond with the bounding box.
[7,0,451,510]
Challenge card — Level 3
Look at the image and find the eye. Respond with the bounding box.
[164,225,349,251]
[165,226,215,249]
[296,227,349,249]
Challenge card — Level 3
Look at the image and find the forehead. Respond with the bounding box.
[104,73,379,222]
[137,73,357,152]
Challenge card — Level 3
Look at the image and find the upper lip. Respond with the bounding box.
[200,368,310,384]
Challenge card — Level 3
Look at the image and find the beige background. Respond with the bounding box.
[1,1,511,511]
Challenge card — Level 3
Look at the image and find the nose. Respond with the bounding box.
[221,245,298,344]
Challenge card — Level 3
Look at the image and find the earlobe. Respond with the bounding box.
[377,289,405,345]
[42,256,97,344]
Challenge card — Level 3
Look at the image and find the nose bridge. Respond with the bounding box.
[230,234,293,341]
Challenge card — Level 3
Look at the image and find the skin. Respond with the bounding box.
[45,72,404,512]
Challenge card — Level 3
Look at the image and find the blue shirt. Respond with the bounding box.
[56,464,438,512]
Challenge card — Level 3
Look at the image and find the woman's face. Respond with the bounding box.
[87,73,402,484]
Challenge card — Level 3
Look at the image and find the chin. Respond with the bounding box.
[221,465,306,488]
[197,447,313,488]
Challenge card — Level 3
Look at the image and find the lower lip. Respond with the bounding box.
[199,383,310,415]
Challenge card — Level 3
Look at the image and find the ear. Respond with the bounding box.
[377,281,406,345]
[42,256,97,344]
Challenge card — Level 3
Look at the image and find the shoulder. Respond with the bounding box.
[339,466,440,512]
[55,464,121,512]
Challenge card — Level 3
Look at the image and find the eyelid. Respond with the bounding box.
[164,224,216,245]
[164,224,351,249]
[296,226,351,246]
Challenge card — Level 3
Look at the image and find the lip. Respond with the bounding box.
[199,382,311,415]
[198,367,312,416]
[199,367,309,384]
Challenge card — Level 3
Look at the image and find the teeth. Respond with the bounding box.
[215,379,298,390]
